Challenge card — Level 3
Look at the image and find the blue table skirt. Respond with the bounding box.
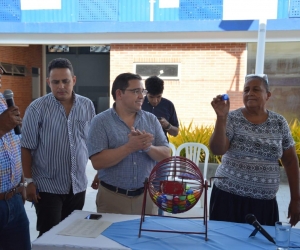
[102,217,300,250]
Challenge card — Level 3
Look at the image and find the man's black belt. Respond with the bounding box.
[100,181,144,197]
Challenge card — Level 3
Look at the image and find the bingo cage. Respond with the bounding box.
[138,156,211,240]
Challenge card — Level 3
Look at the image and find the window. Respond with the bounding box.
[0,62,27,76]
[247,42,300,122]
[0,62,13,74]
[13,64,26,76]
[134,63,180,80]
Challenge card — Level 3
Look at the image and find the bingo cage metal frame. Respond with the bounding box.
[138,156,215,240]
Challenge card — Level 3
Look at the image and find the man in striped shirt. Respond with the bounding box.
[88,73,170,215]
[21,58,96,237]
[0,67,31,249]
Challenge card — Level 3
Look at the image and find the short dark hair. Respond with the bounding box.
[48,58,74,76]
[145,76,164,95]
[111,73,142,100]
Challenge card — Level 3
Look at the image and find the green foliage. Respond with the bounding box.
[168,121,221,163]
[289,119,300,163]
[169,119,300,165]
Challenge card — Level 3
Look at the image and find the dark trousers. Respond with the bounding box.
[35,188,86,237]
[209,185,279,226]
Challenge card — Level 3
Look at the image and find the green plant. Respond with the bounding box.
[289,119,300,163]
[168,121,221,163]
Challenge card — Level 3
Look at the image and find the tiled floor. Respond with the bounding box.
[25,161,300,242]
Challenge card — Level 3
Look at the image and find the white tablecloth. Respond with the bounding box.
[32,210,138,250]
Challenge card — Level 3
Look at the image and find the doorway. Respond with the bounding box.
[46,46,110,114]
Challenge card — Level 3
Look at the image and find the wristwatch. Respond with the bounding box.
[19,182,28,188]
[24,177,34,185]
[165,123,172,131]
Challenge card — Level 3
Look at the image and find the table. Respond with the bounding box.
[32,210,300,250]
[32,210,136,250]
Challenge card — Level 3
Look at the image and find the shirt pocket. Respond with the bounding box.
[75,120,90,140]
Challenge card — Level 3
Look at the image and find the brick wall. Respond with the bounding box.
[0,45,43,116]
[110,43,246,126]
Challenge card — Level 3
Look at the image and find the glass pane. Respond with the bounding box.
[247,42,300,122]
[136,64,179,78]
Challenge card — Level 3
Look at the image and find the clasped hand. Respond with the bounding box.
[128,127,154,152]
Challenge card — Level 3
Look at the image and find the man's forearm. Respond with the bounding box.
[90,145,133,170]
[21,147,33,178]
[167,125,178,137]
[146,145,170,162]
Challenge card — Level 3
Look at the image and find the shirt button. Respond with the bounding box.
[134,162,136,165]
[134,177,137,180]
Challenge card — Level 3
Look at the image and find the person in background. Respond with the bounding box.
[21,58,96,237]
[88,73,170,215]
[142,76,179,216]
[209,74,300,226]
[142,76,179,140]
[0,67,31,249]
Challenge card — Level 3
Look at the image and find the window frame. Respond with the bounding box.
[133,63,181,80]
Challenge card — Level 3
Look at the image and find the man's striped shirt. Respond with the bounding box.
[21,93,95,194]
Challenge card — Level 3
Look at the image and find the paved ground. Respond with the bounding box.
[25,161,300,242]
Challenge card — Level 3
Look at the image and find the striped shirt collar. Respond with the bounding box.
[49,91,77,105]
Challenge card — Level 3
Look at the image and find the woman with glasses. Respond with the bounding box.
[209,74,300,226]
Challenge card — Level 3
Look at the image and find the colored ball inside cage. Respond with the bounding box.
[167,200,173,206]
[186,189,193,195]
[157,197,163,204]
[166,194,173,200]
[193,190,201,199]
[179,195,186,201]
[173,196,179,204]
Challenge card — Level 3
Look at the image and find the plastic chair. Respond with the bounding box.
[175,142,209,208]
[168,142,176,156]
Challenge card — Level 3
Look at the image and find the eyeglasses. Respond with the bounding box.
[121,88,148,96]
[245,74,268,85]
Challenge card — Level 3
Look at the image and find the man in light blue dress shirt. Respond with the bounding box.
[88,73,170,215]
